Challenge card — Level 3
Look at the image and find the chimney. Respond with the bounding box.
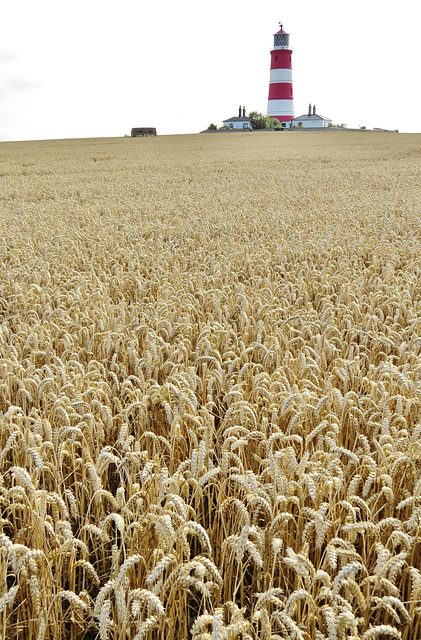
[313,105,316,115]
[239,105,242,117]
[308,103,312,116]
[243,106,246,117]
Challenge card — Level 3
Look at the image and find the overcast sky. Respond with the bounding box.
[1,0,420,141]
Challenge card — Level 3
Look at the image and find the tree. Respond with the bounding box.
[248,111,269,130]
[207,123,217,130]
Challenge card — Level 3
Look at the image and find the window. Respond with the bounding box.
[274,34,288,47]
[275,56,278,61]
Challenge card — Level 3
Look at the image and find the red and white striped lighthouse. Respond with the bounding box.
[267,23,294,125]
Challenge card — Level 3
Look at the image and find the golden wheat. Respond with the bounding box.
[1,131,421,639]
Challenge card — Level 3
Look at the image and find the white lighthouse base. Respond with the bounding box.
[267,100,294,119]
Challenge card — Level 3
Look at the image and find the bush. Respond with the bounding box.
[249,111,268,130]
[207,123,217,130]
[266,117,283,130]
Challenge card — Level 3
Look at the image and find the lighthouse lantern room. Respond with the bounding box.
[267,24,294,126]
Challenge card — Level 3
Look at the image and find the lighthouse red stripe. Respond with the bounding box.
[270,50,292,69]
[270,115,294,122]
[268,83,293,100]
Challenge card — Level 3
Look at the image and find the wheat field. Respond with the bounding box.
[1,131,421,640]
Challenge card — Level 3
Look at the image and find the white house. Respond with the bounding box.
[291,104,332,128]
[223,106,252,130]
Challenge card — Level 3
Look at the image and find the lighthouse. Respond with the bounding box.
[267,24,294,126]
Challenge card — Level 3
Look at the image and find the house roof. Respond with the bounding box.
[223,116,251,123]
[292,114,332,122]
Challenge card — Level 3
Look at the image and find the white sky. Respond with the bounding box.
[1,0,420,141]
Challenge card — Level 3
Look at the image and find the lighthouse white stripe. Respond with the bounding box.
[269,68,292,83]
[267,100,294,117]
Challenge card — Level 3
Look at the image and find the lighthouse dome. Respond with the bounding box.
[273,25,290,49]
